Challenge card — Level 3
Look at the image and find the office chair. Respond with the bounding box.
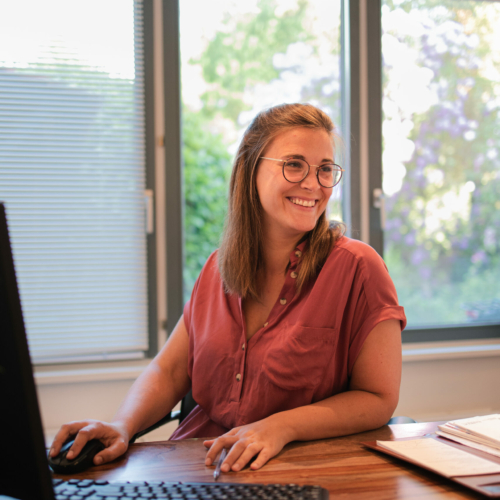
[386,416,416,424]
[129,390,197,443]
[130,390,415,443]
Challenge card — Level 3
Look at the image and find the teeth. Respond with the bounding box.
[290,197,316,207]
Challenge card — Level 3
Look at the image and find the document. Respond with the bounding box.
[438,414,500,455]
[376,438,500,478]
[436,430,500,458]
[450,414,500,446]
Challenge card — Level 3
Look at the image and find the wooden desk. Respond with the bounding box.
[54,422,484,499]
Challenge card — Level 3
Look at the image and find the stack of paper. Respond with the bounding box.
[375,438,500,478]
[437,414,500,458]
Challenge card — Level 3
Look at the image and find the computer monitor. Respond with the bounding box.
[0,202,55,500]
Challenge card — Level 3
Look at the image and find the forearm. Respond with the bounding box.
[270,389,397,444]
[276,319,402,443]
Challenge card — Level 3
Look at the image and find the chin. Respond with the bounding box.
[287,222,317,235]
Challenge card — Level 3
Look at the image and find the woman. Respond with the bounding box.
[50,103,406,474]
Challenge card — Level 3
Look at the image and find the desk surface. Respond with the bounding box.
[55,422,485,499]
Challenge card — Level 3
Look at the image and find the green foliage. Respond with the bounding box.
[182,110,232,301]
[193,0,310,122]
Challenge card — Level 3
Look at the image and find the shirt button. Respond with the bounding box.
[295,250,302,257]
[241,343,245,350]
[290,271,298,279]
[263,322,268,327]
[236,373,242,381]
[280,298,287,305]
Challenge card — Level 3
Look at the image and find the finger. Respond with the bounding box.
[203,439,215,449]
[230,442,262,472]
[221,439,258,472]
[204,437,237,466]
[66,426,98,460]
[93,437,128,465]
[203,428,238,449]
[50,422,88,457]
[204,440,226,466]
[250,448,273,470]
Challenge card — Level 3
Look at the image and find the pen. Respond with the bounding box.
[213,448,228,481]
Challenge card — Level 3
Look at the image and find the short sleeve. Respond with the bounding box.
[182,251,219,336]
[342,240,406,374]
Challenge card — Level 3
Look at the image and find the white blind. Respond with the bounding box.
[0,0,149,364]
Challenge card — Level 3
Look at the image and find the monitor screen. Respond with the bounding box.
[0,203,55,500]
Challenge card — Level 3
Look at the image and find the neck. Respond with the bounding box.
[261,228,305,276]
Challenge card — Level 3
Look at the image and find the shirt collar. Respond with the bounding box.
[289,239,307,267]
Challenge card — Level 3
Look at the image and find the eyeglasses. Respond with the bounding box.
[259,157,344,188]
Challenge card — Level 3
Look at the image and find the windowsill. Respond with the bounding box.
[402,338,500,362]
[34,359,151,385]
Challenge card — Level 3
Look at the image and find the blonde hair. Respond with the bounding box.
[218,103,345,299]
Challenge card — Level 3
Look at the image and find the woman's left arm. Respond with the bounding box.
[204,319,402,472]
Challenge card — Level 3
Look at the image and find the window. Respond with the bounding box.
[381,0,500,341]
[0,0,156,363]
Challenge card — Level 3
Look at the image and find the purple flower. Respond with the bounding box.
[459,237,469,250]
[405,232,417,246]
[419,267,432,280]
[411,247,427,266]
[471,250,487,264]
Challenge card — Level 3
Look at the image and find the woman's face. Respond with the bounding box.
[256,127,334,241]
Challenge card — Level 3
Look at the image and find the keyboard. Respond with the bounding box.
[52,478,329,499]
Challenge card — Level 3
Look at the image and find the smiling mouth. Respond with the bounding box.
[289,197,317,208]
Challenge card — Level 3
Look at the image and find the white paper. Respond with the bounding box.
[450,414,500,446]
[376,438,500,478]
[437,423,500,451]
[436,430,500,459]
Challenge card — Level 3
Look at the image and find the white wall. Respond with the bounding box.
[396,350,500,421]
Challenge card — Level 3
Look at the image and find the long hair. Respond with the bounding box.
[218,103,345,299]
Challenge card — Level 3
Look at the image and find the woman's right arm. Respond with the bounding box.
[49,315,191,465]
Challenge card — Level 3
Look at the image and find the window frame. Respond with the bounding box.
[144,0,159,358]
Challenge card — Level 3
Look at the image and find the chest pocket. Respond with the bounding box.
[262,325,338,391]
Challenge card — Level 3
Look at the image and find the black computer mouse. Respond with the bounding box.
[48,438,105,474]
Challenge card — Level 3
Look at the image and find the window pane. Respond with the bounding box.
[180,0,342,301]
[0,0,148,362]
[382,0,500,327]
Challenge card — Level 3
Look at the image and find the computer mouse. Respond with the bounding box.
[48,438,105,474]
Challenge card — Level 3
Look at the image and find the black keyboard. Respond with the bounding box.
[52,478,329,499]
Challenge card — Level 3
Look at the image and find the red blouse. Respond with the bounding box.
[170,236,406,440]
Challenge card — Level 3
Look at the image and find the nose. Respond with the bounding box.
[299,167,321,190]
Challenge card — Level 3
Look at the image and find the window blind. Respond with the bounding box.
[0,0,149,364]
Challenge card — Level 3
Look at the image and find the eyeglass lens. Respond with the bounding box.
[283,159,341,188]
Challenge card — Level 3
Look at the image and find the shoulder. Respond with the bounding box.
[330,236,387,271]
[188,250,222,297]
[322,236,395,295]
[201,250,220,275]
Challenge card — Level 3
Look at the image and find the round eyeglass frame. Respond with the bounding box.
[259,157,344,188]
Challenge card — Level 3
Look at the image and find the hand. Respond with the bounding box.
[204,416,292,472]
[49,419,130,466]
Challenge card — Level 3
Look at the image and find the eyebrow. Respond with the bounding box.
[282,153,335,164]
